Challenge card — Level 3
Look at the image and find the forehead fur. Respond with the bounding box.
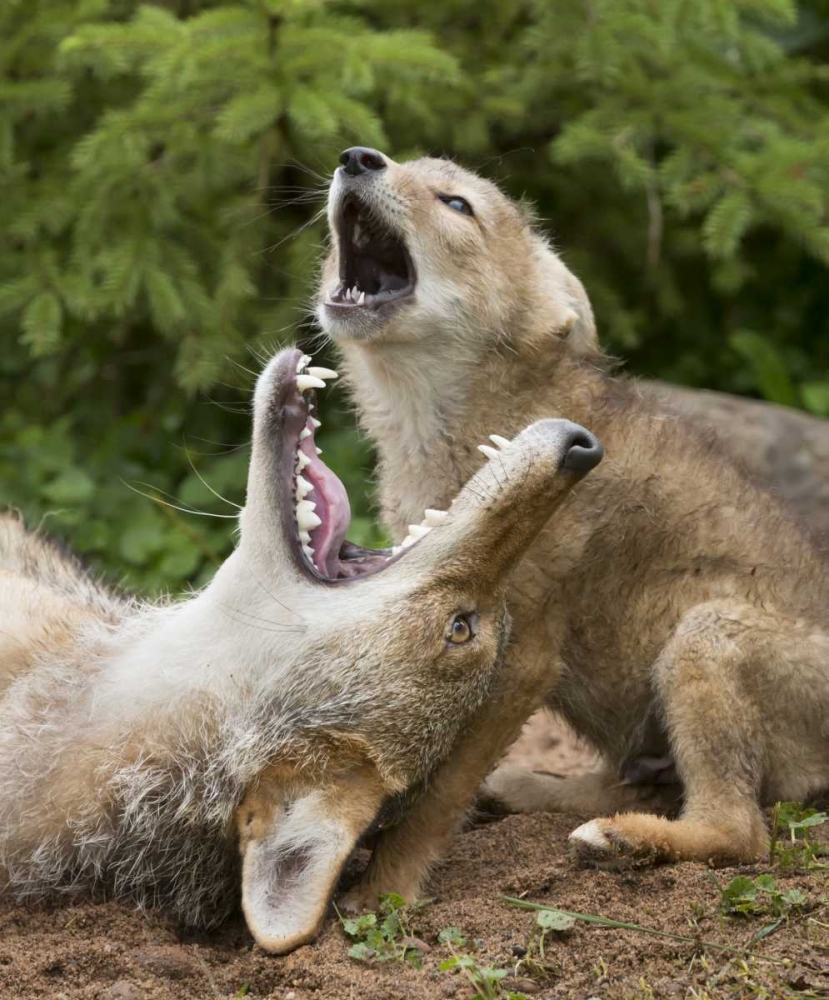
[399,157,530,225]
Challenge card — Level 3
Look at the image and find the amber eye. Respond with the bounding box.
[448,614,476,644]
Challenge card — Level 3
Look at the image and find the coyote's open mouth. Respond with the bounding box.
[276,351,442,582]
[325,194,415,311]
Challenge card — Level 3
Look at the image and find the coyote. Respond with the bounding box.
[0,347,602,953]
[317,146,829,905]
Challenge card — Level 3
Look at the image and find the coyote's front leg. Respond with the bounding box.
[342,626,552,910]
[569,602,771,867]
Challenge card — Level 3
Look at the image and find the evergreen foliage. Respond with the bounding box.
[2,0,828,592]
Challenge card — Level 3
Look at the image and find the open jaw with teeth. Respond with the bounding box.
[325,195,415,311]
[285,354,514,581]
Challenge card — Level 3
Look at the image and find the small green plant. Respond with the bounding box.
[535,907,575,958]
[497,908,566,987]
[437,923,530,999]
[438,925,467,947]
[439,953,529,1000]
[770,802,829,869]
[338,893,432,967]
[719,874,808,919]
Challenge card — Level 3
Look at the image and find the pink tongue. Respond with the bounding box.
[299,432,351,577]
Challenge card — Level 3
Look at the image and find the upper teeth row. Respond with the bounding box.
[343,285,365,305]
[293,355,339,567]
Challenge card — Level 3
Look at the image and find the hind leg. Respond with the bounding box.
[570,603,769,867]
[480,763,681,817]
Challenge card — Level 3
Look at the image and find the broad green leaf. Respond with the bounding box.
[42,468,95,505]
[537,909,576,932]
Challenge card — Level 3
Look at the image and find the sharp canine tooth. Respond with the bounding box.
[489,434,511,450]
[315,446,322,455]
[297,374,326,391]
[407,524,430,539]
[307,366,338,380]
[478,444,499,460]
[296,452,310,471]
[299,427,312,439]
[310,417,321,429]
[358,291,366,305]
[295,475,313,498]
[423,508,448,526]
[297,508,322,530]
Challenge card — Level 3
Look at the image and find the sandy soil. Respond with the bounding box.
[3,715,827,1000]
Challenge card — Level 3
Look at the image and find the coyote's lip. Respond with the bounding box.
[324,193,416,313]
[273,351,442,583]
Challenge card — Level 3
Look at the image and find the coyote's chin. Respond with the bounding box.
[0,346,602,952]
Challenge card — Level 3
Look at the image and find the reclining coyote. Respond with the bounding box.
[0,348,602,952]
[318,146,829,905]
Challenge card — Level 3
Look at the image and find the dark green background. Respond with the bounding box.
[3,0,828,593]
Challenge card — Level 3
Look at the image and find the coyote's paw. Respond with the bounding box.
[568,817,656,869]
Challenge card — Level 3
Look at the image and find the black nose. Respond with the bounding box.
[560,423,604,473]
[339,147,386,177]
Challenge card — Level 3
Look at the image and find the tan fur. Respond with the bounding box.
[318,151,829,894]
[0,349,597,951]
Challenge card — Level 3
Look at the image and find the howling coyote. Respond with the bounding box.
[317,146,829,907]
[0,347,602,952]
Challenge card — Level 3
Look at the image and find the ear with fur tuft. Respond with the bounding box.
[238,764,387,954]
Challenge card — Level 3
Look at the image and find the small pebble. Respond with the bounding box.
[511,944,528,958]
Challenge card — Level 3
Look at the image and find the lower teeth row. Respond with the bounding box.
[390,434,514,554]
[342,285,366,304]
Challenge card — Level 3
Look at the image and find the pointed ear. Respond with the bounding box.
[538,251,598,356]
[237,763,387,954]
[557,280,597,356]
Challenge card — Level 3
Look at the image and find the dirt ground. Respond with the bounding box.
[2,714,827,1000]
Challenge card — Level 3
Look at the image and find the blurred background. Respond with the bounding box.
[2,0,828,594]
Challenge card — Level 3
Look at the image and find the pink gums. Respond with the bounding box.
[298,422,351,576]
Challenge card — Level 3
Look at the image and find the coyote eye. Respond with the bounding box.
[448,613,477,644]
[438,194,474,217]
